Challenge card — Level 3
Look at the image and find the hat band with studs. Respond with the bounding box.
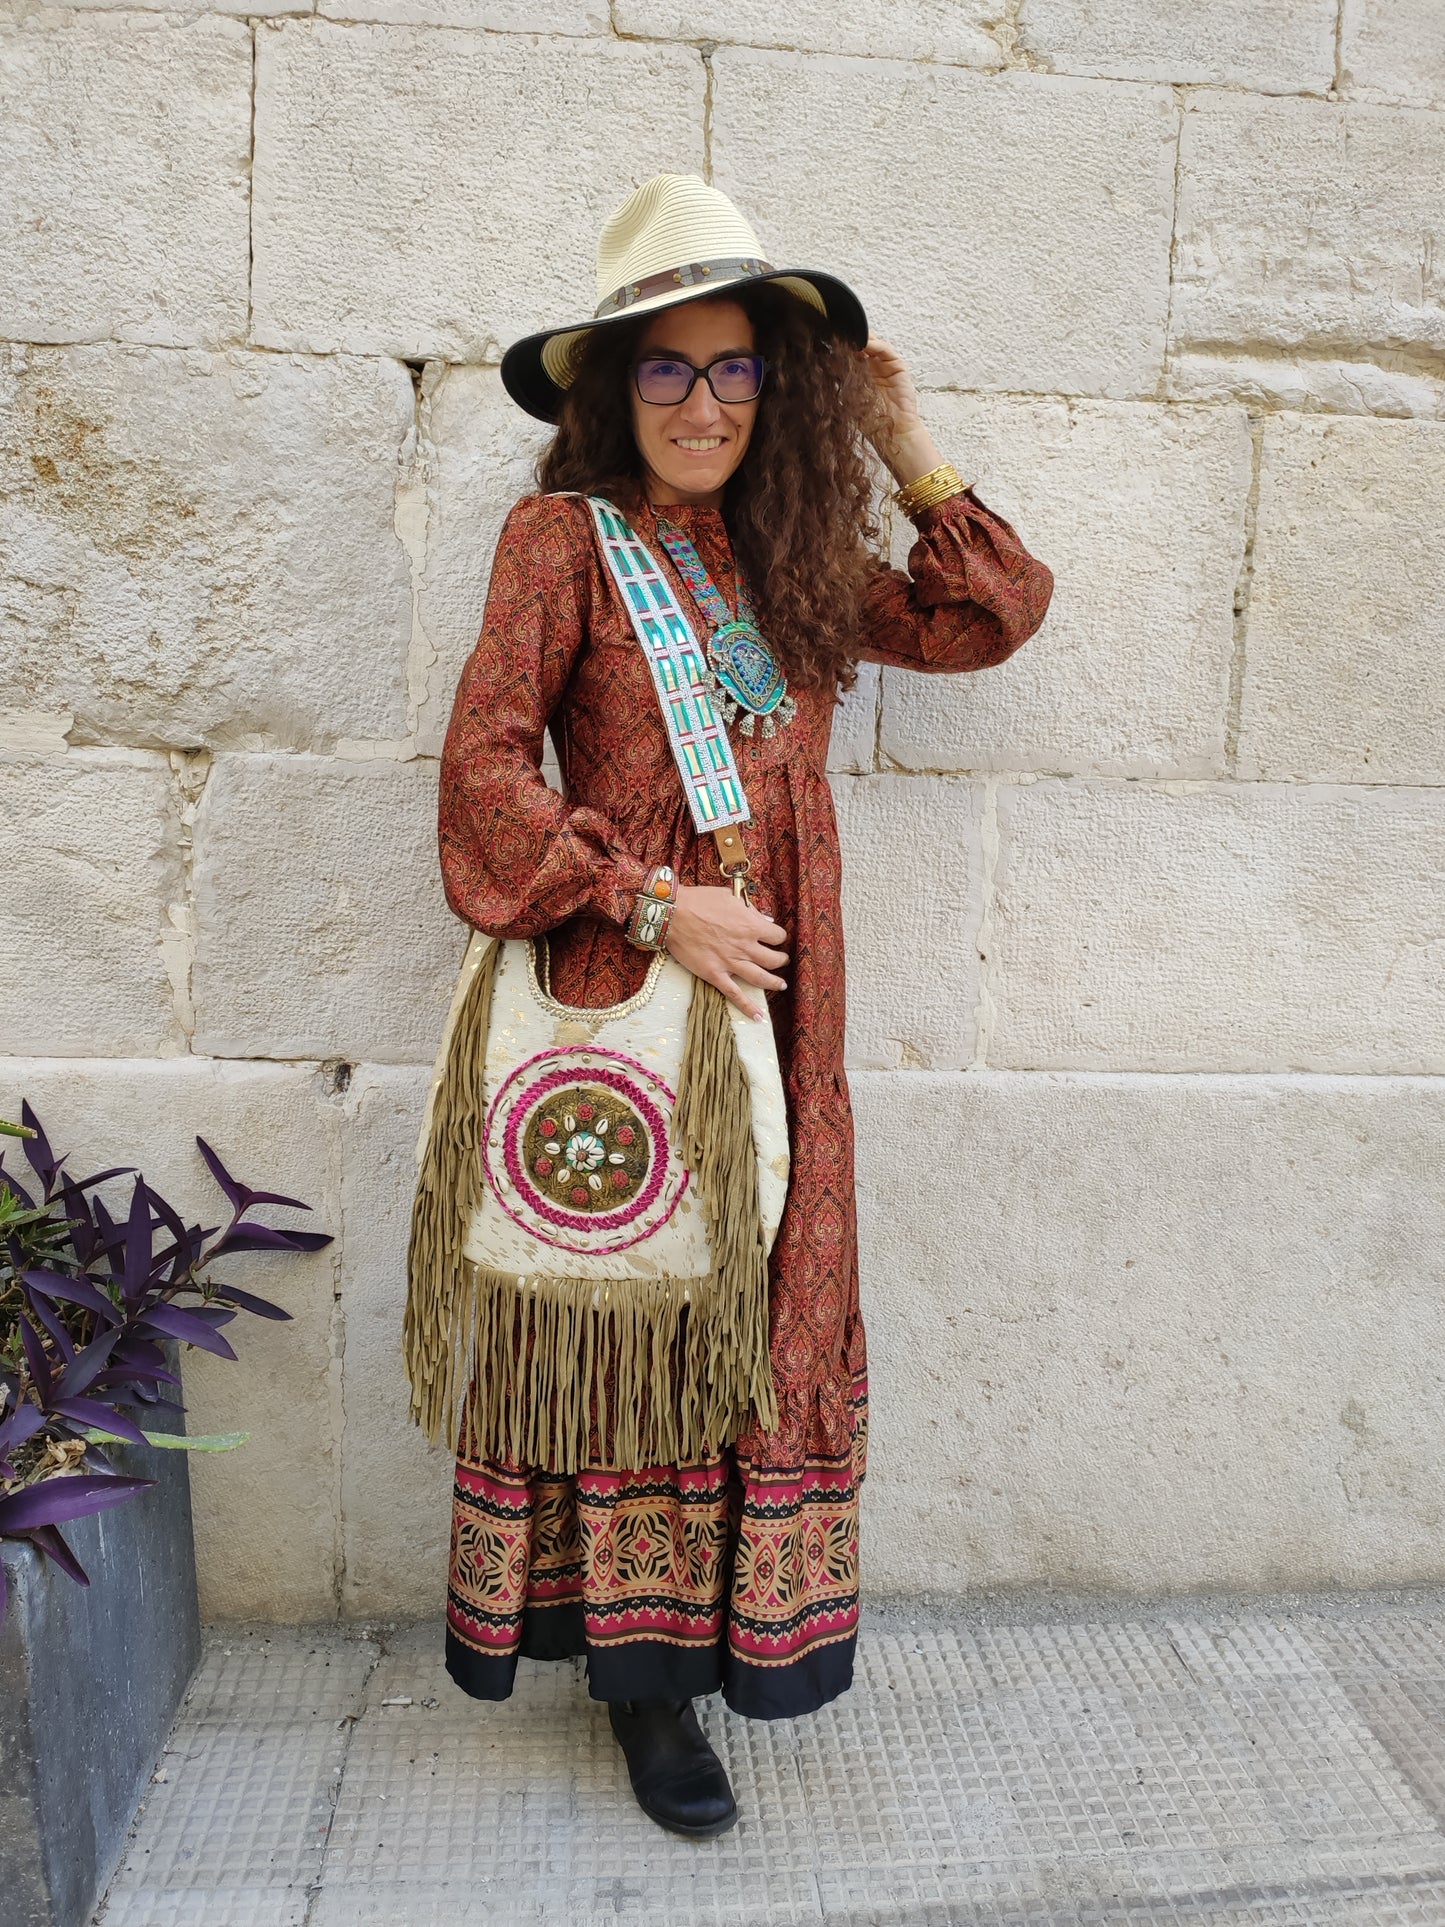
[594,256,777,319]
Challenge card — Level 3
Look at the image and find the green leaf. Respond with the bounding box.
[82,1428,250,1453]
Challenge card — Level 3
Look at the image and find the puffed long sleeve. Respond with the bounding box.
[438,494,651,937]
[858,488,1053,672]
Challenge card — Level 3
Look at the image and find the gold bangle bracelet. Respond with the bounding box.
[895,460,970,519]
[895,460,956,500]
[901,478,968,514]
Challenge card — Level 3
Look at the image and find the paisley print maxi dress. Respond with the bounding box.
[438,485,1053,1720]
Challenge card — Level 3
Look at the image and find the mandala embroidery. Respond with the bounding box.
[483,1045,689,1254]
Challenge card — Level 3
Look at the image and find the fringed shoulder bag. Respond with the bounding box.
[403,495,790,1474]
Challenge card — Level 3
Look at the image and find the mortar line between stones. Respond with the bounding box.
[968,775,1001,1071]
[1180,335,1445,382]
[1225,415,1264,776]
[593,20,1038,78]
[700,42,716,180]
[29,737,1445,793]
[321,1082,351,1621]
[1333,0,1347,94]
[396,362,437,756]
[30,733,1445,795]
[999,0,1021,64]
[2,1045,1438,1084]
[336,20,1364,99]
[4,3,1400,97]
[10,325,1436,420]
[164,751,212,1054]
[246,24,258,347]
[1160,85,1187,402]
[993,0,1043,71]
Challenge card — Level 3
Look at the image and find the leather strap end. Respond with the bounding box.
[712,824,748,873]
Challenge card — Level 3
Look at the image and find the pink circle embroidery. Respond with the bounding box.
[483,1047,689,1255]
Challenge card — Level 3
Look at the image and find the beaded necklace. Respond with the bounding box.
[652,516,797,738]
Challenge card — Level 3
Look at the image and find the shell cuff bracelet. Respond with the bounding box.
[625,864,676,951]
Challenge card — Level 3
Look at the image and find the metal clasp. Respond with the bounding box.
[726,859,754,903]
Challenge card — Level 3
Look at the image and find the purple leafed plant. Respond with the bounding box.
[0,1101,333,1627]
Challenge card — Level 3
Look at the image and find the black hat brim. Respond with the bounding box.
[499,268,870,423]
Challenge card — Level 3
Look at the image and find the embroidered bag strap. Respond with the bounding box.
[586,497,752,857]
[653,518,756,629]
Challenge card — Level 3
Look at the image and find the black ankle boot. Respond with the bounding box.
[607,1697,738,1838]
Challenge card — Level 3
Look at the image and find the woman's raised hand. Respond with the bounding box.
[663,884,789,1022]
[858,333,944,486]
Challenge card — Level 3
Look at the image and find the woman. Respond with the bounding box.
[430,175,1053,1835]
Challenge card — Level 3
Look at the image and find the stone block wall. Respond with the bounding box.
[2,2,1442,1619]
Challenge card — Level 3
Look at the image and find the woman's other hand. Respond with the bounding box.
[664,884,788,1022]
[858,333,945,487]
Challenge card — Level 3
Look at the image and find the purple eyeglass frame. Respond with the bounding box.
[632,352,769,406]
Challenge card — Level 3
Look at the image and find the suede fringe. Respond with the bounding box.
[671,977,779,1441]
[404,953,778,1472]
[403,934,498,1449]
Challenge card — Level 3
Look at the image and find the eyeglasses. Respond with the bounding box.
[633,352,768,406]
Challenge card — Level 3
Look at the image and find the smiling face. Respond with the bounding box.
[628,296,760,509]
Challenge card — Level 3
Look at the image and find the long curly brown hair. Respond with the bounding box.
[535,283,890,695]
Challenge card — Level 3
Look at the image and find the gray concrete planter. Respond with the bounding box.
[0,1392,201,1927]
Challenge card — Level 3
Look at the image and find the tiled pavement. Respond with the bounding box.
[93,1597,1445,1925]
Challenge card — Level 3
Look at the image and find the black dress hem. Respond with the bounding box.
[444,1619,856,1721]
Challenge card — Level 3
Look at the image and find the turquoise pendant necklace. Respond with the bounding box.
[653,517,797,738]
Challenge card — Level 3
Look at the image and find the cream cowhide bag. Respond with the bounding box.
[403,497,790,1475]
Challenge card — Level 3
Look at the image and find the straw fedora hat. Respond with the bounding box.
[500,173,869,422]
